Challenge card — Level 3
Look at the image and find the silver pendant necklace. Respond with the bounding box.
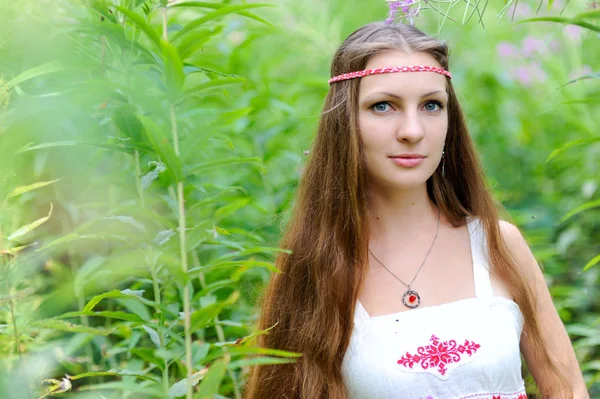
[368,208,441,309]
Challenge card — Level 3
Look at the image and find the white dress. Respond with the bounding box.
[342,217,527,399]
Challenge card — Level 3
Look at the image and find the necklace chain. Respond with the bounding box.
[368,208,441,290]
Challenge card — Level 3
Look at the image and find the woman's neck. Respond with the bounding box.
[367,183,439,244]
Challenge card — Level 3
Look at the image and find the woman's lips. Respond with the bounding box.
[389,156,425,167]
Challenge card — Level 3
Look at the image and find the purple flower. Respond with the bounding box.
[564,25,584,42]
[496,42,520,58]
[385,0,421,25]
[510,63,547,86]
[386,1,402,24]
[521,36,546,57]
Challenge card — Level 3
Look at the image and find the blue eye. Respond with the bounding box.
[424,101,443,112]
[371,102,391,113]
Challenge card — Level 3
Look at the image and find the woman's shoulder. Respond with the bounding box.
[466,217,522,242]
[496,219,541,287]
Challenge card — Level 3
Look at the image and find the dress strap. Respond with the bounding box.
[467,217,494,298]
[354,301,370,324]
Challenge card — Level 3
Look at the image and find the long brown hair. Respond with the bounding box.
[245,22,570,398]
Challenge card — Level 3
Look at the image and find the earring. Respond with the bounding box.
[441,150,446,178]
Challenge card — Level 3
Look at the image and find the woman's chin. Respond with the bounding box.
[373,176,431,191]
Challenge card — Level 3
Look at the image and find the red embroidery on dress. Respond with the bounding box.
[458,391,527,399]
[397,334,480,376]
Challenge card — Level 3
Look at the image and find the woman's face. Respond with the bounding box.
[358,50,449,191]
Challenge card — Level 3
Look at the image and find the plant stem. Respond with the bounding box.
[173,116,193,399]
[150,261,170,397]
[137,147,168,395]
[163,5,192,397]
[7,273,21,361]
[192,252,241,399]
[134,150,145,207]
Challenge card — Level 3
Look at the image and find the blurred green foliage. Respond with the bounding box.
[0,0,598,397]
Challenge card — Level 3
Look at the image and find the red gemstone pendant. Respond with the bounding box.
[402,289,421,309]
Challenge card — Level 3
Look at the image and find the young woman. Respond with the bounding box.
[244,22,588,399]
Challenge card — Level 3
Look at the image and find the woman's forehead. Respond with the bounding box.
[358,51,448,97]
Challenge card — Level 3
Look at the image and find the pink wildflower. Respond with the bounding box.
[497,42,520,58]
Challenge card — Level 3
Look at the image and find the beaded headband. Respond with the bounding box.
[328,65,452,85]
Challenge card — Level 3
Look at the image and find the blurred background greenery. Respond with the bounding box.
[0,0,598,397]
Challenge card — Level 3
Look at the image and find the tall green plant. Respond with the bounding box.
[0,0,299,398]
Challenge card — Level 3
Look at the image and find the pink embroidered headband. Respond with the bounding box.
[328,65,451,85]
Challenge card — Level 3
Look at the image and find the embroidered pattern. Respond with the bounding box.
[397,334,480,376]
[419,391,527,399]
[458,392,527,399]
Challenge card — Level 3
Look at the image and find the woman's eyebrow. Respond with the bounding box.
[364,90,448,100]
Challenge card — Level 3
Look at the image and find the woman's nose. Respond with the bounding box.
[396,110,425,143]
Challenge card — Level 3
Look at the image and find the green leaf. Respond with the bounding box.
[37,233,130,251]
[213,107,253,127]
[138,116,183,182]
[32,319,115,336]
[195,280,236,298]
[68,370,158,383]
[84,290,137,312]
[573,9,600,20]
[187,260,279,277]
[222,322,278,346]
[168,368,208,398]
[582,360,600,371]
[171,1,273,27]
[80,289,177,318]
[8,203,53,241]
[183,77,246,100]
[59,311,144,323]
[228,356,297,370]
[130,348,164,369]
[4,61,64,91]
[214,226,230,236]
[215,198,251,221]
[546,137,600,162]
[196,359,227,399]
[142,325,161,348]
[186,157,262,175]
[204,346,301,364]
[175,26,223,60]
[168,1,274,27]
[517,16,600,32]
[112,105,144,141]
[88,0,118,23]
[226,347,301,357]
[116,6,162,51]
[162,39,185,101]
[5,179,61,201]
[566,323,600,337]
[171,4,275,42]
[17,139,154,155]
[560,199,600,223]
[190,291,239,331]
[583,254,600,271]
[216,246,291,261]
[562,72,600,86]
